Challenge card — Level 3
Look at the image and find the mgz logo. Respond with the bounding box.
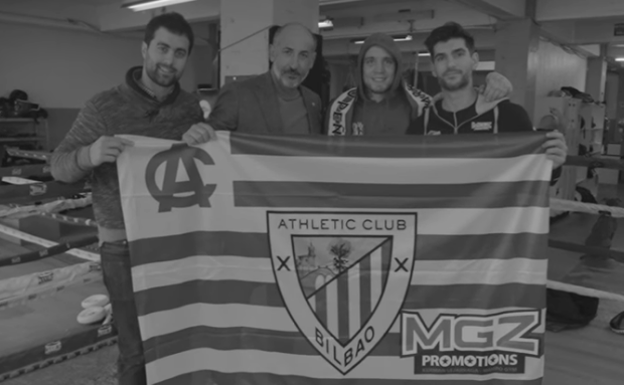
[401,310,542,375]
[145,143,217,212]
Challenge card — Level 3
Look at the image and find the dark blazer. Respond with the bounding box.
[207,71,323,135]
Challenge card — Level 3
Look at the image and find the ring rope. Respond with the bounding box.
[565,155,624,171]
[0,234,98,268]
[5,148,51,161]
[0,195,92,219]
[2,177,39,185]
[551,198,624,218]
[36,212,97,228]
[546,280,624,303]
[0,223,99,262]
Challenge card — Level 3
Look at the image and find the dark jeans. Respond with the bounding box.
[100,240,147,385]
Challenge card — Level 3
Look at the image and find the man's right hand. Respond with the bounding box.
[183,122,217,145]
[88,136,134,166]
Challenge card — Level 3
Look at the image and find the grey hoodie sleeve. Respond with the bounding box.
[50,101,105,184]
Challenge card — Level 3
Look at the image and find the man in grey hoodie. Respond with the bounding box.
[50,13,205,385]
[325,33,512,136]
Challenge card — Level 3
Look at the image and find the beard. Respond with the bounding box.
[274,65,308,89]
[438,71,470,91]
[145,59,180,88]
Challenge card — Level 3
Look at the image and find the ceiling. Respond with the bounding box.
[0,0,623,63]
[317,0,624,66]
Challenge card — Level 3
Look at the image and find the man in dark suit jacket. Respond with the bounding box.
[183,22,322,143]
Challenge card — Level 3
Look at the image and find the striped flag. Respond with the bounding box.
[117,131,551,385]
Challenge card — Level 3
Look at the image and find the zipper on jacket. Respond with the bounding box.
[432,105,494,134]
[429,105,459,132]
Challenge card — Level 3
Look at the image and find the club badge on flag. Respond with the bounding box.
[117,131,552,385]
[268,212,416,374]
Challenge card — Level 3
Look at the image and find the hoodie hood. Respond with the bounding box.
[356,33,405,101]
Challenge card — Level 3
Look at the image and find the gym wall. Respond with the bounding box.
[535,39,588,100]
[0,22,211,148]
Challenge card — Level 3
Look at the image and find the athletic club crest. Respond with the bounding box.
[267,212,417,375]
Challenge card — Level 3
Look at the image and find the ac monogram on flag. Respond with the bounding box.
[117,131,552,385]
[144,143,216,212]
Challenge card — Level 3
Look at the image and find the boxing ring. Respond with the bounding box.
[0,149,116,382]
[0,147,623,383]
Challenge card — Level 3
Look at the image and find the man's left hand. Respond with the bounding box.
[479,72,513,103]
[183,122,216,145]
[542,130,568,169]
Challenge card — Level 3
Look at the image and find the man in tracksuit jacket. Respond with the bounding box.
[407,22,567,182]
[324,33,513,136]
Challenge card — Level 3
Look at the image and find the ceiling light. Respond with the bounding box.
[318,19,333,29]
[122,0,197,12]
[394,35,413,42]
[353,35,412,44]
[616,57,624,62]
[418,52,430,57]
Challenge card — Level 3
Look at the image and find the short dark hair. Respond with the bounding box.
[144,12,195,54]
[424,22,475,58]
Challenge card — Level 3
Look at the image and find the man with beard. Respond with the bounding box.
[325,33,512,136]
[183,22,321,144]
[50,13,205,385]
[407,22,567,175]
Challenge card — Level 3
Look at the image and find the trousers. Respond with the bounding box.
[100,240,147,385]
